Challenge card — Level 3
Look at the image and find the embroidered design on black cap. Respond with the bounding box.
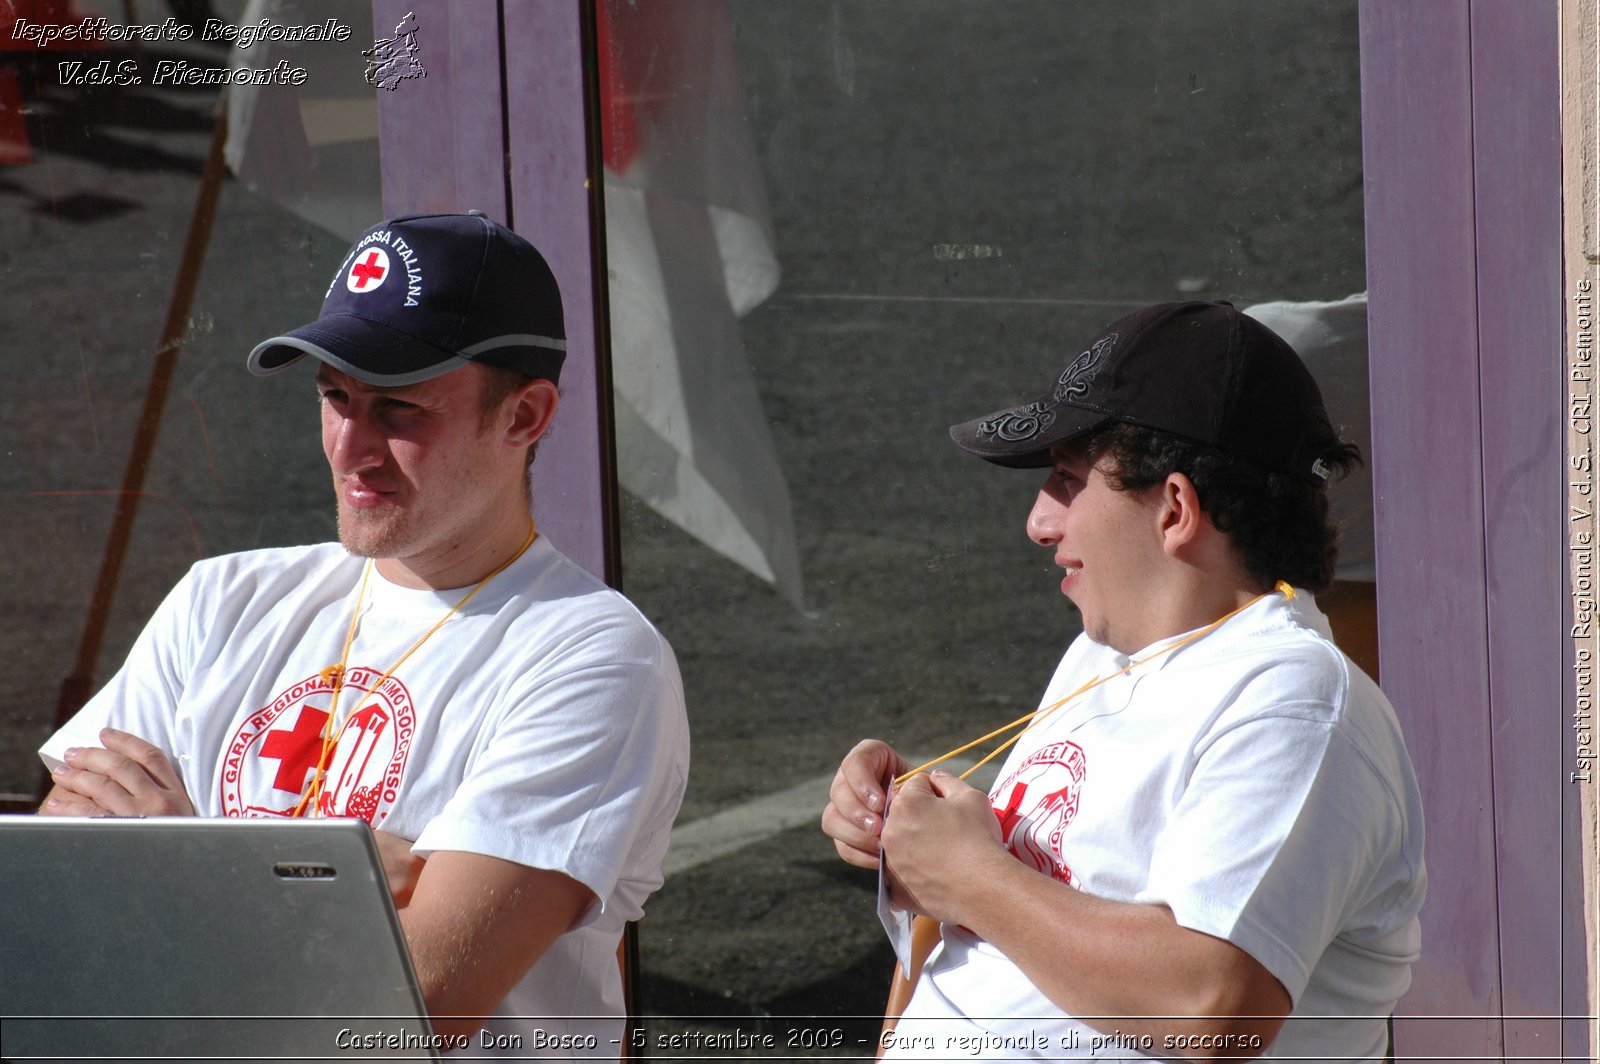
[979,401,1056,443]
[1052,333,1117,402]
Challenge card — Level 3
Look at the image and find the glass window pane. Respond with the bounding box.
[602,0,1365,1037]
[1,0,382,804]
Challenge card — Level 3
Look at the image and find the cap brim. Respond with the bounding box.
[949,399,1112,468]
[247,314,471,387]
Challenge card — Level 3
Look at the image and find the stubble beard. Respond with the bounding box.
[336,500,413,560]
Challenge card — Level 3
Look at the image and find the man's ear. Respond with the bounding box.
[505,379,560,448]
[1156,471,1206,556]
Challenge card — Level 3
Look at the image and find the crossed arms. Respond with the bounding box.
[43,721,1293,1050]
[41,727,593,1039]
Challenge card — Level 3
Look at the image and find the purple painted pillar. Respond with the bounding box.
[1360,6,1498,1054]
[373,2,509,220]
[372,0,614,583]
[501,0,616,584]
[1467,5,1575,1058]
[1361,0,1581,1059]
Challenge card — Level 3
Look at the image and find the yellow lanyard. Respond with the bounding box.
[290,519,540,817]
[894,582,1295,786]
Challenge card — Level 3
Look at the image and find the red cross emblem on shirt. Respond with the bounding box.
[995,782,1031,842]
[258,704,331,794]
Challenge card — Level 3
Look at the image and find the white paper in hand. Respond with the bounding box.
[875,787,917,972]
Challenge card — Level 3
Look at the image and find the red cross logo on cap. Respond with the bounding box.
[345,247,390,293]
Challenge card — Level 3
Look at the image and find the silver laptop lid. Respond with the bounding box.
[0,816,439,1062]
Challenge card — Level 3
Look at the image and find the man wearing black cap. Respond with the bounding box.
[824,302,1425,1060]
[39,212,690,1055]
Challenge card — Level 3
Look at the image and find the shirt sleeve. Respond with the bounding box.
[1136,701,1402,1003]
[411,626,689,925]
[38,566,198,774]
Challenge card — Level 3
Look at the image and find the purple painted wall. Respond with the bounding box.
[1468,5,1573,1057]
[1360,5,1498,1053]
[373,2,508,220]
[373,0,614,583]
[501,0,616,584]
[1361,0,1583,1058]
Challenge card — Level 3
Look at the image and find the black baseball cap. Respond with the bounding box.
[247,210,567,386]
[950,301,1336,481]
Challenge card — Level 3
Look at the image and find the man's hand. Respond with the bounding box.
[40,728,195,816]
[373,829,427,908]
[879,769,1007,925]
[821,739,910,869]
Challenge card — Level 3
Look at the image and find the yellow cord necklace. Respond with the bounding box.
[895,581,1296,786]
[290,519,539,817]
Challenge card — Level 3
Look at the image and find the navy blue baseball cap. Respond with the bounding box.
[950,301,1336,481]
[248,211,567,386]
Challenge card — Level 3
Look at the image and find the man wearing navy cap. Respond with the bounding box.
[40,212,690,1057]
[823,302,1425,1060]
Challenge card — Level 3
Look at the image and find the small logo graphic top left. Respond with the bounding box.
[365,11,426,91]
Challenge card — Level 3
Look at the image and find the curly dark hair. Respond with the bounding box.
[1084,422,1362,594]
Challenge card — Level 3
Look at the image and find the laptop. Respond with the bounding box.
[0,816,439,1062]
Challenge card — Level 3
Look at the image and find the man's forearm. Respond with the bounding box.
[881,772,1287,1057]
[952,853,1289,1055]
[397,850,595,1038]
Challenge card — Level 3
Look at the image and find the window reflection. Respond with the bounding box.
[605,0,1367,1033]
[1,0,378,802]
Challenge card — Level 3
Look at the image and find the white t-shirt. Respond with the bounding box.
[886,591,1425,1062]
[41,537,690,1060]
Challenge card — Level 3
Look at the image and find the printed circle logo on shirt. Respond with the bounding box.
[345,247,391,292]
[990,739,1087,885]
[219,666,416,824]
